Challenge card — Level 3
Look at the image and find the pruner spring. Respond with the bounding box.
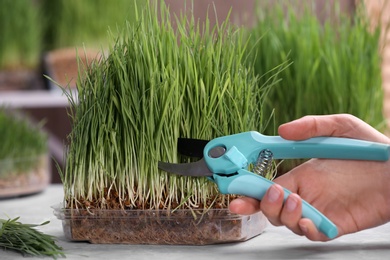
[253,149,273,177]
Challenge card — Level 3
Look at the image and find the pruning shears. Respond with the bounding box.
[158,131,390,239]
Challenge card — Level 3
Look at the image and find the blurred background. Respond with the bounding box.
[0,0,389,189]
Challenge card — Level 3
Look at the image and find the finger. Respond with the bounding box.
[229,197,260,215]
[280,193,304,236]
[271,163,305,193]
[299,218,332,242]
[278,114,388,142]
[278,114,352,140]
[260,184,285,226]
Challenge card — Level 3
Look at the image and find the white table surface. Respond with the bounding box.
[0,90,74,108]
[1,184,389,260]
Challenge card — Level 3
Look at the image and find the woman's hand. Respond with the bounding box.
[229,114,390,241]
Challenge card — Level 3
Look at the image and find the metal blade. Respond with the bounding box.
[158,159,213,177]
[178,138,209,158]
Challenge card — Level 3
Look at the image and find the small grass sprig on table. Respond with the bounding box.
[62,1,282,212]
[0,217,64,258]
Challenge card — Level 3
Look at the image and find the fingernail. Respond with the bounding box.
[286,196,298,212]
[267,185,281,202]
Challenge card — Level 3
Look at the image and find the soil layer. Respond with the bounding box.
[58,208,267,245]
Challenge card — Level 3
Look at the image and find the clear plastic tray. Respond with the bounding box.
[0,155,50,198]
[53,204,267,245]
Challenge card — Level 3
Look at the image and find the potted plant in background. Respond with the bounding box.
[0,109,49,198]
[40,0,144,91]
[53,2,281,244]
[0,0,43,91]
[245,0,384,173]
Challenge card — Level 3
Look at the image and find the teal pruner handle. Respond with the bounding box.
[204,131,390,174]
[204,131,390,239]
[214,169,338,239]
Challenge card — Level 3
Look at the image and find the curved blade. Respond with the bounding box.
[158,159,212,177]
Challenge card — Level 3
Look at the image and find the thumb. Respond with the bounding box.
[278,114,388,142]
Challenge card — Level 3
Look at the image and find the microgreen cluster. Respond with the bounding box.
[62,2,280,211]
[0,217,64,258]
[247,1,384,135]
[0,0,42,69]
[0,110,47,178]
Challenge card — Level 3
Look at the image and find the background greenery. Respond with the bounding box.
[0,0,144,69]
[0,110,47,177]
[40,0,144,50]
[247,2,384,134]
[245,1,384,172]
[0,0,42,69]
